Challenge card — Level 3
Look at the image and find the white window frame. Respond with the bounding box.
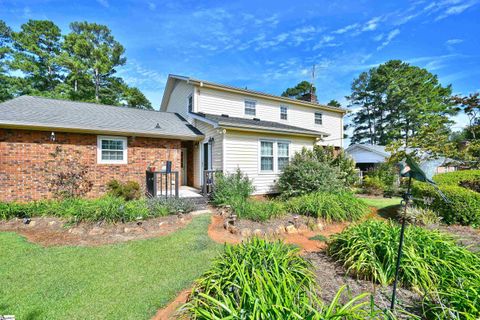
[187,94,193,113]
[258,139,291,174]
[244,99,256,116]
[315,112,323,125]
[277,142,290,171]
[280,105,288,120]
[97,136,128,164]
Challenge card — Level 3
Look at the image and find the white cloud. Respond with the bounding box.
[312,35,336,50]
[445,38,464,45]
[435,1,477,20]
[362,16,382,31]
[377,28,400,50]
[333,23,359,34]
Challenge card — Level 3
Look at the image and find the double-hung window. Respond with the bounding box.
[245,100,256,116]
[280,106,288,120]
[260,140,290,173]
[277,142,290,170]
[260,141,274,171]
[315,112,323,125]
[97,136,127,164]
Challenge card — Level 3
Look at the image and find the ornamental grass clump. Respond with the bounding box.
[185,238,394,319]
[327,220,480,319]
[287,192,370,222]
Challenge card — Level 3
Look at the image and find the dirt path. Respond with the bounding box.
[151,289,190,320]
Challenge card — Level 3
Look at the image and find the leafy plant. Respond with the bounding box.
[106,179,142,201]
[362,176,386,196]
[278,148,345,198]
[0,196,194,222]
[287,192,370,222]
[230,198,286,221]
[184,238,392,319]
[211,169,254,206]
[327,220,480,319]
[404,206,441,226]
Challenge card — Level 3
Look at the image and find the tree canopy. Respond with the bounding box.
[0,19,152,109]
[281,80,315,99]
[347,60,457,156]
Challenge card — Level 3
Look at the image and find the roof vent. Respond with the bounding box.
[221,114,229,117]
[155,123,161,129]
[253,117,260,121]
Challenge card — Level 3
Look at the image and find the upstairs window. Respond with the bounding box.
[315,112,323,125]
[245,100,256,116]
[260,141,274,171]
[188,94,193,112]
[280,106,288,120]
[97,136,127,164]
[277,142,289,170]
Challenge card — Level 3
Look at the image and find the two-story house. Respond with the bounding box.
[0,75,346,202]
[160,74,347,194]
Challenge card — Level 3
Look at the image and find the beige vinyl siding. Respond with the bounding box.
[224,129,316,194]
[196,87,343,147]
[192,120,223,188]
[165,80,195,122]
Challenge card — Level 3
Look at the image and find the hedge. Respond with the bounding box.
[411,170,480,227]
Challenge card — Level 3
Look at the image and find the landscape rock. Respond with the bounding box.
[88,227,105,236]
[124,227,145,234]
[275,225,285,235]
[48,221,57,226]
[253,229,263,237]
[68,227,84,235]
[241,228,252,237]
[228,225,239,234]
[316,222,324,231]
[285,225,298,234]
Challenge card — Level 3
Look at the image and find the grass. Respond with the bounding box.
[356,196,402,210]
[309,234,329,242]
[0,215,220,320]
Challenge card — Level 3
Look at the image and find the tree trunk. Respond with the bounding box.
[94,69,100,102]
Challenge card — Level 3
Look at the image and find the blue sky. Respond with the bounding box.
[2,0,479,135]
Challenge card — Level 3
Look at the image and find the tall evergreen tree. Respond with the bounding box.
[10,20,63,94]
[64,22,126,103]
[0,20,15,102]
[281,81,315,99]
[347,60,457,155]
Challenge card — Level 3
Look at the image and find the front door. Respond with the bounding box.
[181,148,187,185]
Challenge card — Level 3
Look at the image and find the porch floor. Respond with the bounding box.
[157,186,203,198]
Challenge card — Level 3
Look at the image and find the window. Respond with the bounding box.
[315,112,323,125]
[260,140,290,173]
[277,142,289,170]
[188,94,193,112]
[260,141,274,171]
[97,136,127,164]
[245,100,256,116]
[280,106,288,120]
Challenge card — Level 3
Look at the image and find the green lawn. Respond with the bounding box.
[0,214,220,320]
[357,196,402,209]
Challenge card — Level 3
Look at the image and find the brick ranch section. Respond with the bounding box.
[0,129,182,202]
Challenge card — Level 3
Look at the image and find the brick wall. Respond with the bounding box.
[0,129,182,202]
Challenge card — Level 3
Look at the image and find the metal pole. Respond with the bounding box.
[391,176,412,311]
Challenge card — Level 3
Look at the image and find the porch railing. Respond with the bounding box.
[146,170,179,198]
[202,170,221,195]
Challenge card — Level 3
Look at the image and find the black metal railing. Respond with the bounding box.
[146,170,179,198]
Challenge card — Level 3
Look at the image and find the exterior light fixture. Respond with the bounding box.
[50,132,56,142]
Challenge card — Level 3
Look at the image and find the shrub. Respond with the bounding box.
[362,176,386,196]
[106,180,142,201]
[230,198,286,221]
[211,169,254,206]
[0,196,194,222]
[185,238,385,319]
[278,148,345,198]
[404,206,441,226]
[287,192,370,222]
[328,220,480,319]
[412,170,480,226]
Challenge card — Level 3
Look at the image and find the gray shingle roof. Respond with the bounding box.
[0,96,203,139]
[195,112,329,137]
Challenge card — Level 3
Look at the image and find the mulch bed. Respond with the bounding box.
[305,251,422,318]
[434,224,480,253]
[0,214,193,246]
